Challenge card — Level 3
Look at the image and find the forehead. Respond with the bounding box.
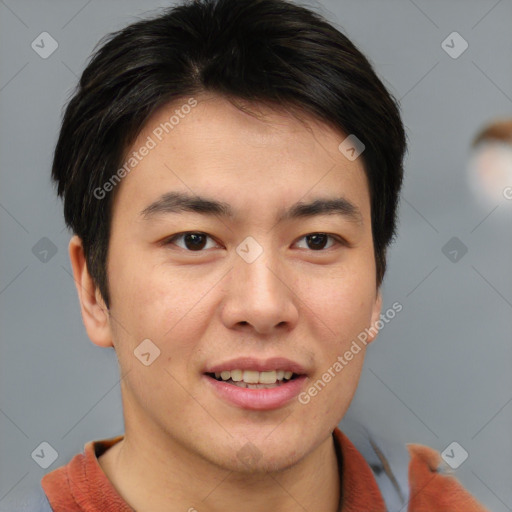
[111,94,371,222]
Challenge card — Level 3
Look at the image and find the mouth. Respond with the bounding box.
[202,358,308,410]
[205,369,300,389]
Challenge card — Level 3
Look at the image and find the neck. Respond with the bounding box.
[99,423,341,512]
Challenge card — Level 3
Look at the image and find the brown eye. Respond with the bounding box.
[306,233,328,250]
[295,233,340,251]
[165,232,218,251]
[182,233,207,250]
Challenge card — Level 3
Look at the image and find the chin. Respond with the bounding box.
[227,448,307,475]
[210,433,312,475]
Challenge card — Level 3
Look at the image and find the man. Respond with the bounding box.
[15,0,489,510]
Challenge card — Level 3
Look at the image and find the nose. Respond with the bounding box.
[219,247,299,335]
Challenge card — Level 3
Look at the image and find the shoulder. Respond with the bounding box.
[337,418,490,512]
[405,443,490,511]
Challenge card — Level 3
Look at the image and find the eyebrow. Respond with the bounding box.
[140,191,362,224]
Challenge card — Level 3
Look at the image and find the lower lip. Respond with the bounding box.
[203,374,307,411]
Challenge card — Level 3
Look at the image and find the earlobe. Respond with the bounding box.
[367,290,383,344]
[68,235,113,348]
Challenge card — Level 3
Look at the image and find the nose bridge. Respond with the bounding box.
[221,238,298,332]
[235,243,284,304]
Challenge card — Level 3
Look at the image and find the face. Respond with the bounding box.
[91,94,381,472]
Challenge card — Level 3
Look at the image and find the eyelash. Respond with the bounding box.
[163,231,345,252]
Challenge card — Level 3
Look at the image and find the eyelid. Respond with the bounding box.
[162,232,222,250]
[303,233,353,249]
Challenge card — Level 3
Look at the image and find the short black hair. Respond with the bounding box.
[52,0,406,308]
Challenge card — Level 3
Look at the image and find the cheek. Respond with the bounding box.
[300,266,377,346]
[298,275,373,423]
[109,244,189,327]
[107,251,201,365]
[108,263,208,407]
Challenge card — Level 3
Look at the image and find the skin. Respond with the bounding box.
[69,94,382,512]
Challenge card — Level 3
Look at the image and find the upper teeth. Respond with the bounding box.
[214,370,294,384]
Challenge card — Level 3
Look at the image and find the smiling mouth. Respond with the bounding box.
[205,369,300,389]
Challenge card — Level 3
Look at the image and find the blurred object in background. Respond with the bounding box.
[467,118,512,211]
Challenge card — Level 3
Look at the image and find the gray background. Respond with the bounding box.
[1,0,511,510]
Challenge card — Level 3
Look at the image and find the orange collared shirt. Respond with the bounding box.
[41,427,488,511]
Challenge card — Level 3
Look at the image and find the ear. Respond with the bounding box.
[366,289,383,344]
[68,235,113,348]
